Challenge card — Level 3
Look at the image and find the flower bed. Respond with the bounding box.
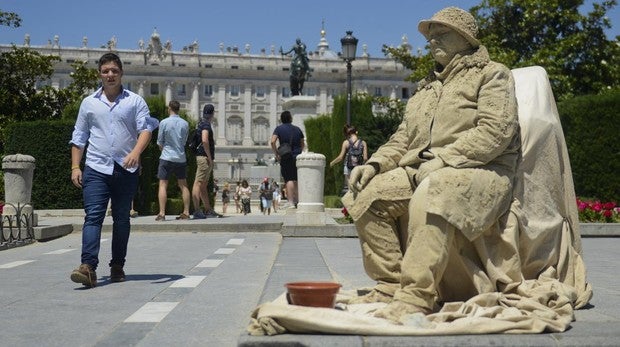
[577,198,619,223]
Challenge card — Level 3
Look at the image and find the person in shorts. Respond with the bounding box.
[191,104,221,219]
[155,100,190,221]
[270,110,304,208]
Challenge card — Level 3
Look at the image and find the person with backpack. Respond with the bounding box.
[190,104,221,219]
[259,177,275,215]
[329,124,368,187]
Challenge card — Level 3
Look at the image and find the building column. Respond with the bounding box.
[390,85,398,100]
[190,81,200,122]
[242,84,253,146]
[319,86,328,115]
[165,81,173,105]
[137,81,145,98]
[269,85,278,133]
[216,83,227,146]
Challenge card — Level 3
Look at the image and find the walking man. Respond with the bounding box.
[155,100,191,221]
[69,52,158,288]
[271,110,304,208]
[192,104,221,218]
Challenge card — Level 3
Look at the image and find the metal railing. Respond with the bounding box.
[1,203,35,250]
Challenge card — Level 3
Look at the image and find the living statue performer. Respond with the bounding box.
[248,6,591,335]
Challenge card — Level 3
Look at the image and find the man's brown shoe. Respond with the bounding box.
[70,264,97,288]
[110,264,125,283]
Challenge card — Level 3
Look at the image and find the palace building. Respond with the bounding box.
[1,27,413,183]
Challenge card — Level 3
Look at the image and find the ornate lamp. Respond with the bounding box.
[340,31,358,126]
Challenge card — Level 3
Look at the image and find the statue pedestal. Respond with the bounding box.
[282,96,318,136]
[295,152,327,226]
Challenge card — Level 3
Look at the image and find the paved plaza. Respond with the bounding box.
[0,210,618,347]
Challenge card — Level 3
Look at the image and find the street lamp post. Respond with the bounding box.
[340,31,358,126]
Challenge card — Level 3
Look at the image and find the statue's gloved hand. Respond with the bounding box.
[415,158,445,185]
[349,164,378,193]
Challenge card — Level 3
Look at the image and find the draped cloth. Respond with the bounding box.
[247,66,592,336]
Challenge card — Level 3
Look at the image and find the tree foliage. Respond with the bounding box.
[472,0,619,100]
[0,46,99,144]
[384,1,619,100]
[0,10,21,28]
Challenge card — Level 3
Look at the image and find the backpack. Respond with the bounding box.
[346,139,364,170]
[186,127,200,153]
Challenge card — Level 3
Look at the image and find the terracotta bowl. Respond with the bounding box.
[285,281,342,308]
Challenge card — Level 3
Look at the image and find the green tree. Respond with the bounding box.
[384,1,619,100]
[0,46,99,146]
[472,0,619,100]
[0,10,21,28]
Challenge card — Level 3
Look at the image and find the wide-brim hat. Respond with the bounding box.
[418,7,480,48]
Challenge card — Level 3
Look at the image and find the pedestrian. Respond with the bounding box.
[191,104,221,219]
[330,124,368,189]
[271,110,304,208]
[212,178,219,210]
[259,177,275,215]
[69,52,158,288]
[272,181,281,212]
[234,181,242,213]
[221,182,230,214]
[239,179,252,215]
[155,100,191,221]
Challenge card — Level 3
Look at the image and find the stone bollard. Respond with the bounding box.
[2,154,36,218]
[295,152,326,225]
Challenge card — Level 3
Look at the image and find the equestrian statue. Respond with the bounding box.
[280,38,311,96]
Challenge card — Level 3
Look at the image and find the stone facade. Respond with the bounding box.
[0,28,412,184]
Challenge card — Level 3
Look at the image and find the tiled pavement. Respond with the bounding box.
[0,208,618,346]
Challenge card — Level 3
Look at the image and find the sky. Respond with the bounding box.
[1,0,618,58]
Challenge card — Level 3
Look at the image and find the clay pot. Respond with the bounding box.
[285,281,342,308]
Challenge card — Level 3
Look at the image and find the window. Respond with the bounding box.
[305,87,316,96]
[231,65,239,69]
[177,84,186,97]
[204,85,213,97]
[126,82,132,91]
[252,117,270,145]
[401,87,410,99]
[257,66,265,71]
[230,85,240,97]
[281,87,290,98]
[226,116,243,144]
[374,87,382,97]
[150,83,159,95]
[255,86,265,98]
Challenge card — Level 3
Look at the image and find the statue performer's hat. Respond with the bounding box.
[418,7,481,48]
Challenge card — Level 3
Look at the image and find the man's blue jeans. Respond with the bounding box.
[81,164,138,270]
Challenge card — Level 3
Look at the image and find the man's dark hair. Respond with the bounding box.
[98,52,123,71]
[169,100,180,113]
[280,110,292,123]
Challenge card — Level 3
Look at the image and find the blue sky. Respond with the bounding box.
[1,0,618,58]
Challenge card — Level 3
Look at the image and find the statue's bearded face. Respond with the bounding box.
[427,24,471,67]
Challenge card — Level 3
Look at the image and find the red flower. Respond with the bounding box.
[603,202,616,210]
[603,209,613,218]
